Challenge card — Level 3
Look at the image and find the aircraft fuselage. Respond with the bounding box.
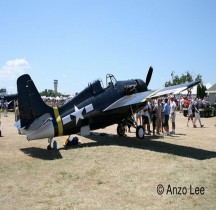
[55,78,147,136]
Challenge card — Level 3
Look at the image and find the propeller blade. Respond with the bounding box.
[146,66,153,87]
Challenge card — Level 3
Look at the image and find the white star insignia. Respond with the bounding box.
[62,103,94,125]
[70,105,84,124]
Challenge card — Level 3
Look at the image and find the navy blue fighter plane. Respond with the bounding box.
[0,93,18,102]
[16,67,200,149]
[0,93,18,110]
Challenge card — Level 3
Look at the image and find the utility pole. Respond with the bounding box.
[171,71,175,84]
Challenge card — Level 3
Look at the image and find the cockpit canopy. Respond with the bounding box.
[106,74,117,87]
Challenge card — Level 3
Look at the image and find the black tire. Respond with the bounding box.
[136,125,145,139]
[117,124,126,136]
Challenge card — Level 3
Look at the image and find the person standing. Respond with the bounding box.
[15,102,21,134]
[151,108,157,136]
[169,96,177,134]
[187,101,194,127]
[163,98,170,135]
[0,106,2,137]
[154,98,163,135]
[193,102,204,128]
[3,100,8,117]
[180,96,184,113]
[135,110,142,125]
[142,102,151,135]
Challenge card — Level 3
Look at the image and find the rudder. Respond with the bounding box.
[17,74,53,128]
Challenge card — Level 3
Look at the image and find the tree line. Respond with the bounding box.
[39,89,69,98]
[164,71,207,99]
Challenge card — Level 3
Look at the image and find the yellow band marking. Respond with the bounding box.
[53,107,63,136]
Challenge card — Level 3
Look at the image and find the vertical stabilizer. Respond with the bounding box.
[17,74,53,128]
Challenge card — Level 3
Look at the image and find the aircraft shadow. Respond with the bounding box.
[19,135,216,161]
[20,147,63,160]
[72,134,216,160]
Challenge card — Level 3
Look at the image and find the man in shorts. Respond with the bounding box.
[193,102,204,128]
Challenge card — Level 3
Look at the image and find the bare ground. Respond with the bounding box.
[0,111,216,210]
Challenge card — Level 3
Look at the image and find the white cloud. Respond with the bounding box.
[0,58,30,81]
[0,58,31,93]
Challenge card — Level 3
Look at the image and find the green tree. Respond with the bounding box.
[173,75,180,85]
[40,89,58,97]
[195,74,203,83]
[181,71,193,83]
[195,74,206,99]
[0,88,6,93]
[165,81,172,87]
[164,71,199,87]
[40,89,67,98]
[196,84,207,99]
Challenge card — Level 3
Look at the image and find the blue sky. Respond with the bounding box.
[0,0,215,94]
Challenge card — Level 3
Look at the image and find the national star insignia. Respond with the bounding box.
[70,105,84,124]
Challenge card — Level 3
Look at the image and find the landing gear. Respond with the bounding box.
[117,124,126,136]
[136,125,145,139]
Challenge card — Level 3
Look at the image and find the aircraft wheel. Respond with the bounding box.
[117,124,126,136]
[136,125,145,139]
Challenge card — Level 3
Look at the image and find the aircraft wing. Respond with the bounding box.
[103,90,154,111]
[149,80,201,98]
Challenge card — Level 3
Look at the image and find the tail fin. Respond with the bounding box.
[17,74,53,128]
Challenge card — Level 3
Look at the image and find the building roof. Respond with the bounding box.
[206,84,216,93]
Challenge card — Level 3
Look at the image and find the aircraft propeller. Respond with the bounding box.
[145,66,153,87]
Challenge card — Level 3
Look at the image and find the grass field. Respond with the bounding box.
[0,111,216,209]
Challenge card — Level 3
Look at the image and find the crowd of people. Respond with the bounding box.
[134,95,205,136]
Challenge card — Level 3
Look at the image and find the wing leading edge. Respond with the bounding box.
[149,80,201,98]
[103,90,154,112]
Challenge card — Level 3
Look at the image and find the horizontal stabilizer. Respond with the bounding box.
[21,113,55,140]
